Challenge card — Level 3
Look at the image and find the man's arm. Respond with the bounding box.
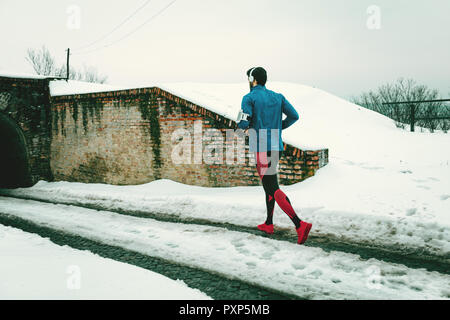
[237,95,253,130]
[281,94,299,130]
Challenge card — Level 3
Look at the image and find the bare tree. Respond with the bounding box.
[58,64,108,84]
[351,78,446,132]
[25,45,108,83]
[26,46,59,76]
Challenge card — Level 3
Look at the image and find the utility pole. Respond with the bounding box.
[66,48,70,81]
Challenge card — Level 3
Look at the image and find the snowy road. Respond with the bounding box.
[0,196,449,300]
[1,190,448,274]
[0,224,210,300]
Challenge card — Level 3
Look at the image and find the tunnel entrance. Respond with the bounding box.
[0,113,32,188]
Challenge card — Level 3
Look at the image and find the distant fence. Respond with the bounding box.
[382,99,450,132]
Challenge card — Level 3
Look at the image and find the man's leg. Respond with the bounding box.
[256,152,275,234]
[257,152,276,225]
[262,174,301,229]
[257,151,312,244]
[273,188,301,229]
[264,173,312,244]
[265,192,276,225]
[259,151,301,228]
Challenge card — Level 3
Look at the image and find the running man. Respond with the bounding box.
[237,67,312,244]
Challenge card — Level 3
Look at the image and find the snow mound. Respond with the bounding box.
[48,80,450,166]
[157,82,450,166]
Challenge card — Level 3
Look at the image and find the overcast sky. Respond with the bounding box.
[0,0,449,99]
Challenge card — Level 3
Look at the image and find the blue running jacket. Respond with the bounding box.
[237,84,299,152]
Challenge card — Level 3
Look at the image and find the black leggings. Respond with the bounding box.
[256,151,301,228]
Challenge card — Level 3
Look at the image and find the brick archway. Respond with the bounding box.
[0,112,32,188]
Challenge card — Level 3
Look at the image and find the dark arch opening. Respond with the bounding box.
[0,113,32,188]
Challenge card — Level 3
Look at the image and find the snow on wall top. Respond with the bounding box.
[0,70,48,80]
[49,79,450,166]
[49,80,123,96]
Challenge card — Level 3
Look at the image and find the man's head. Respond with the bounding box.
[246,67,267,88]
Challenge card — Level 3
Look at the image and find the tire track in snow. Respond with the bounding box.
[0,193,448,275]
[0,196,449,300]
[0,214,296,300]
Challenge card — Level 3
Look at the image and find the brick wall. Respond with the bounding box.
[50,87,328,187]
[0,76,53,186]
[50,89,157,185]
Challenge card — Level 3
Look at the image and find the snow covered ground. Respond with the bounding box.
[0,224,210,300]
[46,81,450,255]
[0,196,448,300]
[3,157,449,259]
[2,79,449,298]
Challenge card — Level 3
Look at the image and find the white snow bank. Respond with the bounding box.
[4,155,448,258]
[0,224,210,300]
[156,82,450,165]
[48,80,450,166]
[0,197,448,300]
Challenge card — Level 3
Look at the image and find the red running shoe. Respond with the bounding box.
[257,223,274,234]
[296,221,312,244]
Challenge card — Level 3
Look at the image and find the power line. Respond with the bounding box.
[72,0,153,52]
[73,0,177,56]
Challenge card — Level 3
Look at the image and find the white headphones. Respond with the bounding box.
[248,67,257,82]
